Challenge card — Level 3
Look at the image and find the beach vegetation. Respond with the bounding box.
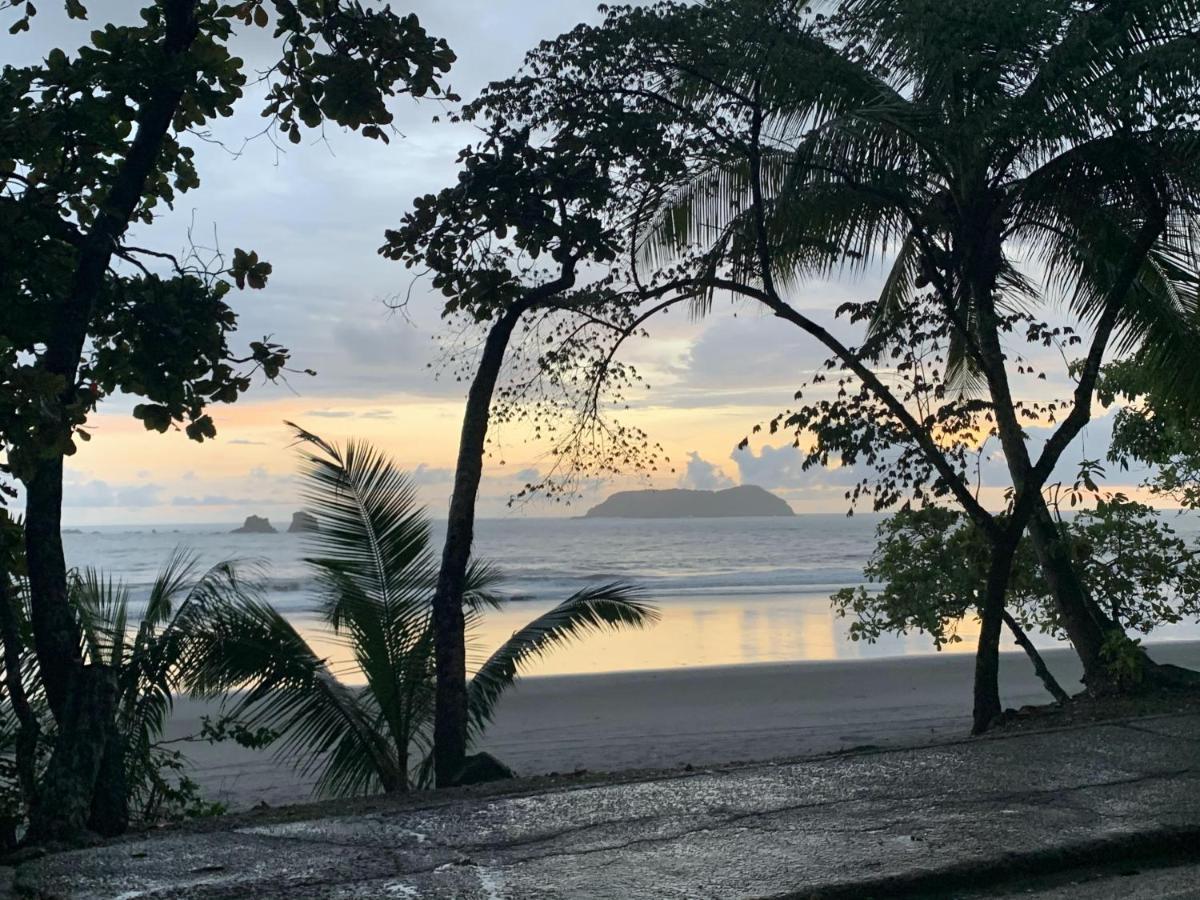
[1101,357,1200,511]
[1,0,456,840]
[433,0,1200,731]
[834,498,1200,706]
[0,518,269,846]
[183,426,658,796]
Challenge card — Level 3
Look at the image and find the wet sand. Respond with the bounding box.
[163,640,1200,810]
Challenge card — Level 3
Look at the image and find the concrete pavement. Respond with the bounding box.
[12,712,1200,899]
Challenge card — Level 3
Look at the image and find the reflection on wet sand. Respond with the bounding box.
[296,591,995,685]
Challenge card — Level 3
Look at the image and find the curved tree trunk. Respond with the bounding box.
[430,264,577,788]
[431,303,530,788]
[1002,610,1070,704]
[970,268,1124,694]
[1023,502,1112,686]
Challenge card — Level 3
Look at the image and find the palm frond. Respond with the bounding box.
[182,591,404,797]
[286,423,447,779]
[467,584,658,735]
[463,560,507,612]
[122,558,265,791]
[287,421,436,644]
[71,568,130,668]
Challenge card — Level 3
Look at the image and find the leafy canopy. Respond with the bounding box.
[0,0,455,484]
[835,498,1200,650]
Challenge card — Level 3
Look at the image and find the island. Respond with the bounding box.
[584,485,794,518]
[232,515,277,534]
[287,511,320,533]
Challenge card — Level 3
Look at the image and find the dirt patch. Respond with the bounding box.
[992,687,1200,733]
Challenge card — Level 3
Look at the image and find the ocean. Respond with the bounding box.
[61,513,1200,679]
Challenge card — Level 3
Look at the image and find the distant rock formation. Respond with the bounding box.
[584,485,794,519]
[232,515,276,534]
[287,511,319,533]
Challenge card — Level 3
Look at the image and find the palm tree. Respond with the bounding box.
[461,0,1200,725]
[184,425,657,796]
[595,0,1200,706]
[764,0,1197,701]
[0,545,260,834]
[70,552,260,824]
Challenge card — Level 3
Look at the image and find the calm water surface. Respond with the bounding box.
[62,514,1200,679]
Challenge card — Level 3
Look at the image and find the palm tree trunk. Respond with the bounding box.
[431,303,530,788]
[973,537,1016,733]
[1002,609,1070,704]
[967,249,1121,694]
[1023,502,1112,686]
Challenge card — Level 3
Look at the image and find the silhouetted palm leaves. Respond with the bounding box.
[185,425,657,796]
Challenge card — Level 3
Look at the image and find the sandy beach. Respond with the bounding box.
[164,639,1200,811]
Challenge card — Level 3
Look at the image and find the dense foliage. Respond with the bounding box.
[0,0,454,473]
[1,0,455,839]
[835,500,1200,654]
[425,0,1200,727]
[0,534,271,844]
[1101,357,1200,509]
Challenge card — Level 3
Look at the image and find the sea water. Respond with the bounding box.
[61,513,1200,678]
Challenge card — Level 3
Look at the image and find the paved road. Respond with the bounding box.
[13,713,1200,899]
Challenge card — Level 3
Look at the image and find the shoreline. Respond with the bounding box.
[165,639,1200,812]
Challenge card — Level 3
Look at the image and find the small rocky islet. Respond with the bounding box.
[230,512,320,534]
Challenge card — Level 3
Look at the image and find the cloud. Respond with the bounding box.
[172,495,237,507]
[732,443,862,491]
[410,464,454,485]
[228,439,267,446]
[680,451,734,490]
[63,479,162,508]
[305,410,355,419]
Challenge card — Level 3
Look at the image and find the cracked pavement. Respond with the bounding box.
[13,713,1200,899]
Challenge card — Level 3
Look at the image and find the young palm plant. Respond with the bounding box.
[71,551,260,823]
[184,425,657,796]
[0,544,260,834]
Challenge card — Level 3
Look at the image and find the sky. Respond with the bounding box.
[4,1,1157,525]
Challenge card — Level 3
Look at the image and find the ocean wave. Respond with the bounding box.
[111,565,871,609]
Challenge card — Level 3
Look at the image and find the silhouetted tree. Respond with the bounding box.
[1,0,453,841]
[458,0,1200,728]
[381,119,680,784]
